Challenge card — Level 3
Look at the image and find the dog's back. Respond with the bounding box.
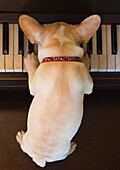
[25,62,86,156]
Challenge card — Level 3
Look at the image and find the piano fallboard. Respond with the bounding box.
[0,72,120,90]
[0,13,120,24]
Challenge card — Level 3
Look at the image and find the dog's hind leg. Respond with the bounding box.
[16,131,26,153]
[32,156,46,167]
[68,141,77,155]
[59,141,77,160]
[51,142,77,162]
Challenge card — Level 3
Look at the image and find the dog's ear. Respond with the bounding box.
[74,15,101,43]
[19,15,44,44]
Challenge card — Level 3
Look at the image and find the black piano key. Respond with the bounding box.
[87,38,92,55]
[18,26,24,55]
[111,24,117,55]
[80,43,83,48]
[3,23,9,54]
[97,25,102,54]
[29,41,33,54]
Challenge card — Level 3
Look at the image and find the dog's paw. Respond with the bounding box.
[33,157,46,168]
[16,130,25,144]
[81,53,91,70]
[69,142,77,155]
[24,52,39,72]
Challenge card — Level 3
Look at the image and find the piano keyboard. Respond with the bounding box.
[87,24,120,72]
[0,23,120,72]
[0,23,34,72]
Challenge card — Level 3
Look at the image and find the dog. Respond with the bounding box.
[16,14,100,167]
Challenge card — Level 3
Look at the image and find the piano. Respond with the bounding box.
[0,0,120,90]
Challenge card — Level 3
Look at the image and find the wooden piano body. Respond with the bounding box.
[0,0,120,90]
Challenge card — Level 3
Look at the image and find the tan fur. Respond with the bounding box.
[16,15,100,167]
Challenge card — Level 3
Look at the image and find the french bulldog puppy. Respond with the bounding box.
[16,15,100,167]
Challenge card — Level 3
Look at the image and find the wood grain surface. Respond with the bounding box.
[0,90,120,169]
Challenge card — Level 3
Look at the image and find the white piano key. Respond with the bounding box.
[106,25,116,72]
[115,25,120,71]
[5,24,14,72]
[13,24,22,72]
[23,34,28,72]
[98,25,107,72]
[90,32,99,72]
[0,23,5,72]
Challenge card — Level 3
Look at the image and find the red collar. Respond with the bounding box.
[42,56,81,63]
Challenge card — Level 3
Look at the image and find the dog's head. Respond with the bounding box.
[19,15,100,62]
